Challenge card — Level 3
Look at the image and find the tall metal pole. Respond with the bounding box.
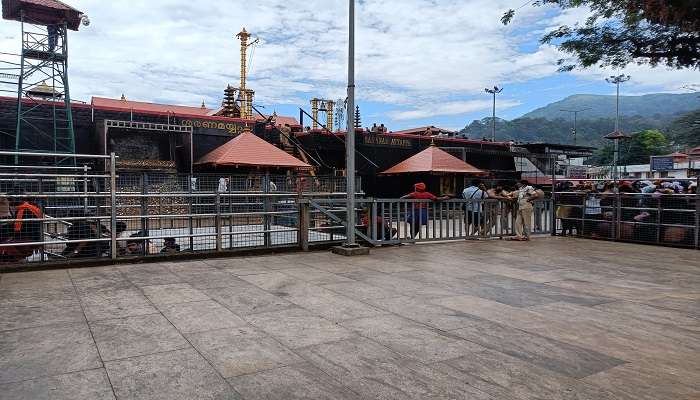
[560,108,590,145]
[491,91,496,142]
[345,0,356,246]
[484,86,502,142]
[605,74,630,182]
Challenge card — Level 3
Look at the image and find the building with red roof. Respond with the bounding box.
[381,144,486,175]
[195,131,310,171]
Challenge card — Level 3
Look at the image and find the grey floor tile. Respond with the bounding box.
[141,283,209,306]
[341,315,483,363]
[0,294,84,331]
[0,270,73,290]
[159,300,247,333]
[0,368,115,400]
[583,363,699,400]
[89,313,189,361]
[204,285,294,315]
[229,363,361,400]
[449,316,625,378]
[70,268,133,293]
[245,307,355,348]
[321,281,401,301]
[186,325,303,378]
[105,348,240,400]
[0,322,102,384]
[297,337,499,400]
[119,265,183,287]
[437,349,626,400]
[79,288,157,322]
[367,295,480,330]
[280,266,354,285]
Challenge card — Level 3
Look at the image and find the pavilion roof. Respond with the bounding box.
[195,131,311,169]
[381,144,486,175]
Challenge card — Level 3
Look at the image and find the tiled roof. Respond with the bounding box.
[92,97,213,116]
[195,131,311,169]
[91,96,300,127]
[688,146,700,156]
[381,144,486,175]
[2,0,83,30]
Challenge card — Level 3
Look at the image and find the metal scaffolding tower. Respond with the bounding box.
[1,0,87,164]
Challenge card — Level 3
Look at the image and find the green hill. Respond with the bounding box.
[521,93,700,120]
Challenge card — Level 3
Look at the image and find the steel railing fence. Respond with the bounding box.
[303,198,553,247]
[552,178,699,249]
[0,152,355,268]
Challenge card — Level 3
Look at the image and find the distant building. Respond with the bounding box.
[587,148,700,180]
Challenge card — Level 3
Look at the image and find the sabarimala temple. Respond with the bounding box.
[0,0,592,197]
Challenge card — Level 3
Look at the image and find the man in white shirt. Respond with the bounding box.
[462,179,488,236]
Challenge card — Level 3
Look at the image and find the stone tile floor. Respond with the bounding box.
[1,237,699,399]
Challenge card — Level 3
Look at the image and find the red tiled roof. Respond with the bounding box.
[91,96,300,127]
[2,0,83,30]
[195,132,311,169]
[381,144,486,175]
[92,97,212,116]
[390,126,456,136]
[688,146,700,156]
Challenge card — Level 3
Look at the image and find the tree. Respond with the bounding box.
[667,108,700,147]
[589,129,670,165]
[502,1,700,71]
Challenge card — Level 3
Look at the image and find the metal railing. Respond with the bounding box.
[553,179,699,249]
[302,198,553,247]
[0,152,356,268]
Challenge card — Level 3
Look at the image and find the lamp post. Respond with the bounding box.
[345,0,357,247]
[604,74,630,182]
[484,86,503,142]
[560,107,590,145]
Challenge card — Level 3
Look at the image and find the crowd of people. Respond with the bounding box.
[555,179,698,246]
[359,179,547,242]
[0,190,183,263]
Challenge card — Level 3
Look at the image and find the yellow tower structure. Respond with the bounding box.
[236,28,253,119]
[325,100,335,131]
[310,98,320,129]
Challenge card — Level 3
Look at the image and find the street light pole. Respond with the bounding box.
[560,108,590,145]
[605,74,630,181]
[484,86,503,142]
[345,0,356,247]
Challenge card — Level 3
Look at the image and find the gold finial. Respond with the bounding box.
[120,93,126,101]
[201,99,206,109]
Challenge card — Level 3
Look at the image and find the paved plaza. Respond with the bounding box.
[1,237,698,399]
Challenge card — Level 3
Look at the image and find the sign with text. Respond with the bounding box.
[181,119,247,136]
[362,133,412,149]
[650,156,674,171]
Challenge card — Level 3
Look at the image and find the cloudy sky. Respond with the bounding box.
[1,0,697,130]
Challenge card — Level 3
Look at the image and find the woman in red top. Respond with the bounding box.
[401,183,449,238]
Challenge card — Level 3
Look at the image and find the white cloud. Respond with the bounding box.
[388,99,521,120]
[0,0,694,125]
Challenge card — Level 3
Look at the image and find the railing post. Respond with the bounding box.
[188,174,194,252]
[298,198,309,251]
[263,172,272,248]
[695,176,699,250]
[371,199,378,243]
[38,177,45,262]
[109,152,117,260]
[215,192,222,252]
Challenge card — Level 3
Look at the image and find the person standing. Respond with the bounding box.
[462,179,488,236]
[401,183,448,239]
[512,180,536,241]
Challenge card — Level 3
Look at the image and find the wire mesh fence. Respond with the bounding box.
[0,152,354,268]
[553,178,699,249]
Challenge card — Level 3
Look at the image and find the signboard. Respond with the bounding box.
[650,156,674,171]
[362,134,412,149]
[180,119,247,136]
[567,166,588,179]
